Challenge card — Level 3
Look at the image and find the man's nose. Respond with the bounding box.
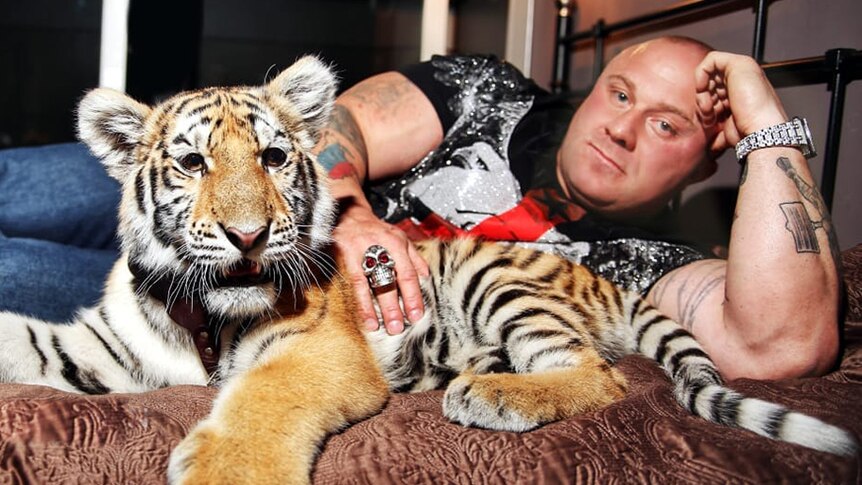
[605,111,637,150]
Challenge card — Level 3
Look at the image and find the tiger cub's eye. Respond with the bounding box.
[179,153,206,172]
[262,147,288,168]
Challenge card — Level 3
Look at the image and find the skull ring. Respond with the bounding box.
[362,245,396,289]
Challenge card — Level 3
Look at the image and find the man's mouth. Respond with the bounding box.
[218,259,265,287]
[589,143,625,174]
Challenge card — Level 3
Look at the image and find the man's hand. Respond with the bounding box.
[316,72,443,336]
[333,201,429,335]
[695,51,789,154]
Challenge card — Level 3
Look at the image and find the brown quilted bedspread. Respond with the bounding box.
[2,247,861,484]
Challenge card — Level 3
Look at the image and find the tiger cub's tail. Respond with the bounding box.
[626,297,858,456]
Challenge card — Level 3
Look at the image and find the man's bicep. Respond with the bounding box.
[337,72,443,181]
[647,259,727,333]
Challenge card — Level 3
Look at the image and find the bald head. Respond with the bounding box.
[556,35,721,219]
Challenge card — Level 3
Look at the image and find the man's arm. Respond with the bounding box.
[315,72,443,334]
[647,52,840,381]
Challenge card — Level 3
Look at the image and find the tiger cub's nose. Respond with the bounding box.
[224,225,269,253]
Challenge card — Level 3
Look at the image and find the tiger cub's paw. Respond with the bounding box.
[168,419,311,485]
[168,420,306,485]
[167,423,211,485]
[442,368,627,433]
[442,374,540,432]
[167,421,233,485]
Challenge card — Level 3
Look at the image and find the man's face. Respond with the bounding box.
[557,39,715,219]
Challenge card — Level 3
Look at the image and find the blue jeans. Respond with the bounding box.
[0,143,121,321]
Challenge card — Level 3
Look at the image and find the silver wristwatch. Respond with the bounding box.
[734,116,816,162]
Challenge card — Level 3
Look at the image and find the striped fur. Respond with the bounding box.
[369,239,857,455]
[0,57,855,485]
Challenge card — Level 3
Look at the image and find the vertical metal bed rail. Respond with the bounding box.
[551,0,574,93]
[820,49,854,210]
[751,0,768,63]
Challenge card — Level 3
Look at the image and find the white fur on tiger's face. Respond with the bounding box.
[77,57,338,319]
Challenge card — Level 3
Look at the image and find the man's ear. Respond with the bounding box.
[77,88,151,182]
[265,56,338,149]
[688,123,727,183]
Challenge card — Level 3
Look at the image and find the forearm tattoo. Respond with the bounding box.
[650,260,726,332]
[775,157,841,273]
[317,105,367,180]
[329,105,368,159]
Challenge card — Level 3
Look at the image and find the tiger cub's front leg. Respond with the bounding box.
[168,304,389,485]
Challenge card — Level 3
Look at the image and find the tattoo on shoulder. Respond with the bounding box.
[346,76,412,109]
[775,157,842,273]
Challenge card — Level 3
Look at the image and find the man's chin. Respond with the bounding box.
[204,284,277,319]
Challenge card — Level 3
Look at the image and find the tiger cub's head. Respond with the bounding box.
[77,56,338,319]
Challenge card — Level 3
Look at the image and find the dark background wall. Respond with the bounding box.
[0,0,102,147]
[0,0,515,149]
[0,0,424,148]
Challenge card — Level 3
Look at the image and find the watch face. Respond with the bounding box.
[799,117,816,158]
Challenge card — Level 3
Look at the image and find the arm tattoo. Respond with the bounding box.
[650,261,726,332]
[346,76,413,110]
[775,157,842,274]
[317,142,347,173]
[779,202,820,252]
[329,105,367,161]
[316,105,367,180]
[649,267,679,308]
[316,136,358,180]
[676,262,726,331]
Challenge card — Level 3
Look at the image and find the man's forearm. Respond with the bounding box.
[317,104,369,178]
[722,146,840,376]
[315,103,372,208]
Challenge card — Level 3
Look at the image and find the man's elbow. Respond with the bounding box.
[742,314,841,380]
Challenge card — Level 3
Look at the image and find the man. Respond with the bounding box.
[317,36,841,381]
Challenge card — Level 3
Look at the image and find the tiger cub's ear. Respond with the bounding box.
[265,56,338,149]
[77,88,151,182]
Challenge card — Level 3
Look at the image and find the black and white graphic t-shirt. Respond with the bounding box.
[367,55,709,294]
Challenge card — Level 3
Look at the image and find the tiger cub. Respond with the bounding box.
[0,56,855,485]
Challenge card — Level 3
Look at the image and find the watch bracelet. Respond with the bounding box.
[735,118,806,162]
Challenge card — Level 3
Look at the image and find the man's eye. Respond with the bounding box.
[657,120,676,134]
[614,91,629,103]
[179,153,206,172]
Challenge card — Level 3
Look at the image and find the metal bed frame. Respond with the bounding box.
[551,0,860,210]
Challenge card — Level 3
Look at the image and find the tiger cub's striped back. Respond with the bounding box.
[367,238,857,455]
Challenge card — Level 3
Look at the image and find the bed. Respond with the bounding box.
[1,243,860,483]
[2,2,861,483]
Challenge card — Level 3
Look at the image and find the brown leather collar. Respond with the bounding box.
[128,260,221,376]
